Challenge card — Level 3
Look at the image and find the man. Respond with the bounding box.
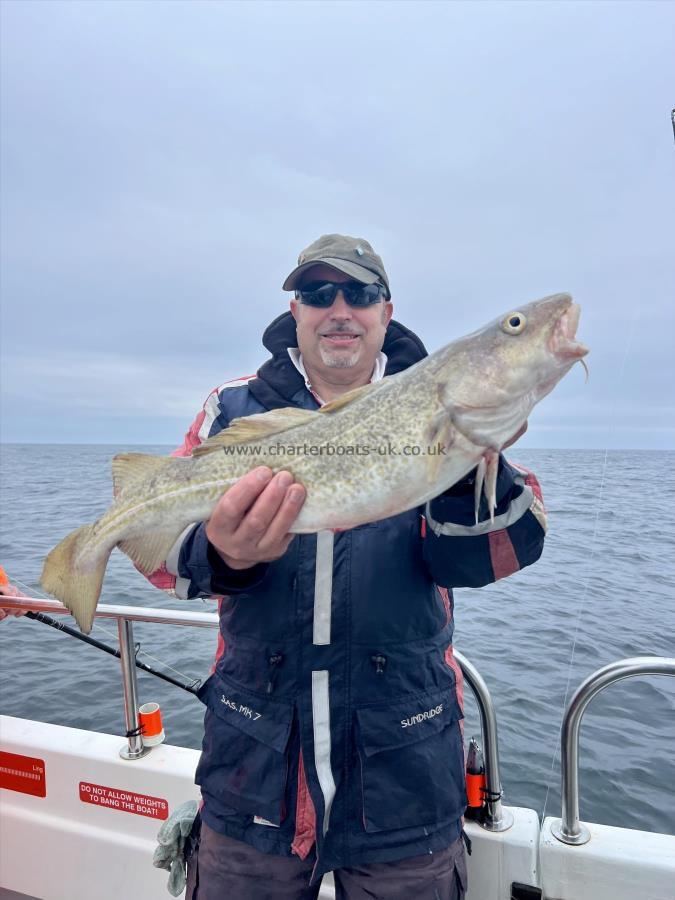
[150,235,546,899]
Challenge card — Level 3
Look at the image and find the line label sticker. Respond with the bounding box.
[0,751,46,798]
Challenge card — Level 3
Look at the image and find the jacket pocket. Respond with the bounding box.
[195,672,293,825]
[356,688,466,833]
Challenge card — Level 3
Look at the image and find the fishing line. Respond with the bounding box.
[4,576,203,695]
[539,449,609,824]
[540,304,640,825]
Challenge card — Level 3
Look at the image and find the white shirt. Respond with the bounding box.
[286,348,388,407]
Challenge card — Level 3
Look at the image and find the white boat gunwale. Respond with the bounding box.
[1,596,674,900]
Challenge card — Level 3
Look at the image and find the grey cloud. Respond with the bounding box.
[1,0,674,447]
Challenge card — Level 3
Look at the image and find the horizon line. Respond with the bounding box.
[1,442,673,453]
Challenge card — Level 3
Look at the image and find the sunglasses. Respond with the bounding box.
[295,281,387,308]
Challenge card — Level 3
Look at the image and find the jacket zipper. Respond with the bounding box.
[370,653,387,675]
[266,652,284,694]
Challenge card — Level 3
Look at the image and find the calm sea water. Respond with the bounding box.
[1,445,674,835]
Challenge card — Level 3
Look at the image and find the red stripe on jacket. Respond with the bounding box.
[291,749,317,859]
[511,462,545,507]
[488,529,520,581]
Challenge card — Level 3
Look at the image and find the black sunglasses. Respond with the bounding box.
[295,281,387,308]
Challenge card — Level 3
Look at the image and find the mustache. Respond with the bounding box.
[318,327,363,337]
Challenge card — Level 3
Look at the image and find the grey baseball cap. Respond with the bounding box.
[283,234,391,297]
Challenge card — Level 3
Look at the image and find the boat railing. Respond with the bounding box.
[551,655,675,846]
[454,649,512,831]
[2,597,218,761]
[3,596,511,829]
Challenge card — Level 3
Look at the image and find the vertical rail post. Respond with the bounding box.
[117,618,149,760]
[551,656,675,845]
[454,650,514,832]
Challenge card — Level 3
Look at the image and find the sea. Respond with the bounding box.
[1,445,674,836]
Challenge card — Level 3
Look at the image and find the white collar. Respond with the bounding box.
[286,348,388,407]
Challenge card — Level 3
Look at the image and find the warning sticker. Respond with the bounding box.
[0,751,46,798]
[79,781,169,820]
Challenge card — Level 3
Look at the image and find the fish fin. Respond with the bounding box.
[474,458,486,525]
[193,384,374,459]
[118,527,185,574]
[112,452,172,498]
[192,408,319,457]
[483,451,500,523]
[319,383,374,413]
[424,413,455,483]
[41,523,109,634]
[426,454,442,484]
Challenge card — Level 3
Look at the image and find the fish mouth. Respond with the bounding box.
[550,302,589,361]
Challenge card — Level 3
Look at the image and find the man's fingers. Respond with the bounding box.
[205,467,306,565]
[0,609,27,620]
[232,471,297,546]
[0,583,29,621]
[255,484,306,556]
[209,467,274,533]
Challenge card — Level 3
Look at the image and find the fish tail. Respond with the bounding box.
[40,523,110,635]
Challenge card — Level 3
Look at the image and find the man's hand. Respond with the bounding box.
[0,581,33,621]
[205,467,306,571]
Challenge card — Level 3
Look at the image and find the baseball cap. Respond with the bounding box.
[283,234,391,298]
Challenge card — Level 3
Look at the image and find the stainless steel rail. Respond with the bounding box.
[118,618,149,760]
[0,596,219,628]
[3,596,509,825]
[454,650,513,832]
[2,596,217,758]
[551,656,675,846]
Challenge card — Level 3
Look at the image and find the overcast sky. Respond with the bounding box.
[1,0,673,449]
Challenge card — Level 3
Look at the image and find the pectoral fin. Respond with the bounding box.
[424,413,455,484]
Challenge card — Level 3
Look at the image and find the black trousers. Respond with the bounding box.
[186,821,468,900]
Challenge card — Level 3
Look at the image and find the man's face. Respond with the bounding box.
[290,264,393,375]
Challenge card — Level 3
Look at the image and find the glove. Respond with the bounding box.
[153,800,199,897]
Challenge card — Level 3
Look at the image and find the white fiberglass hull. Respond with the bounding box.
[1,716,674,900]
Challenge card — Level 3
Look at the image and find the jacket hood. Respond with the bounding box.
[247,310,428,411]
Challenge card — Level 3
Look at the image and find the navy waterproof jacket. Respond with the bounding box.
[151,312,547,878]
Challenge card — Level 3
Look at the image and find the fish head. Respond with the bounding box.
[438,293,589,450]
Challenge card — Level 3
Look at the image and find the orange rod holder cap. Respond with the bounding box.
[138,702,165,747]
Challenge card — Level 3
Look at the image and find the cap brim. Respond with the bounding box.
[283,258,381,291]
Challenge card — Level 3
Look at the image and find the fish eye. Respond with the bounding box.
[502,312,526,335]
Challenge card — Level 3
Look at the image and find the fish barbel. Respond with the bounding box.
[41,293,588,633]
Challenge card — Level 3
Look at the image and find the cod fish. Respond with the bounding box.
[42,293,588,633]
